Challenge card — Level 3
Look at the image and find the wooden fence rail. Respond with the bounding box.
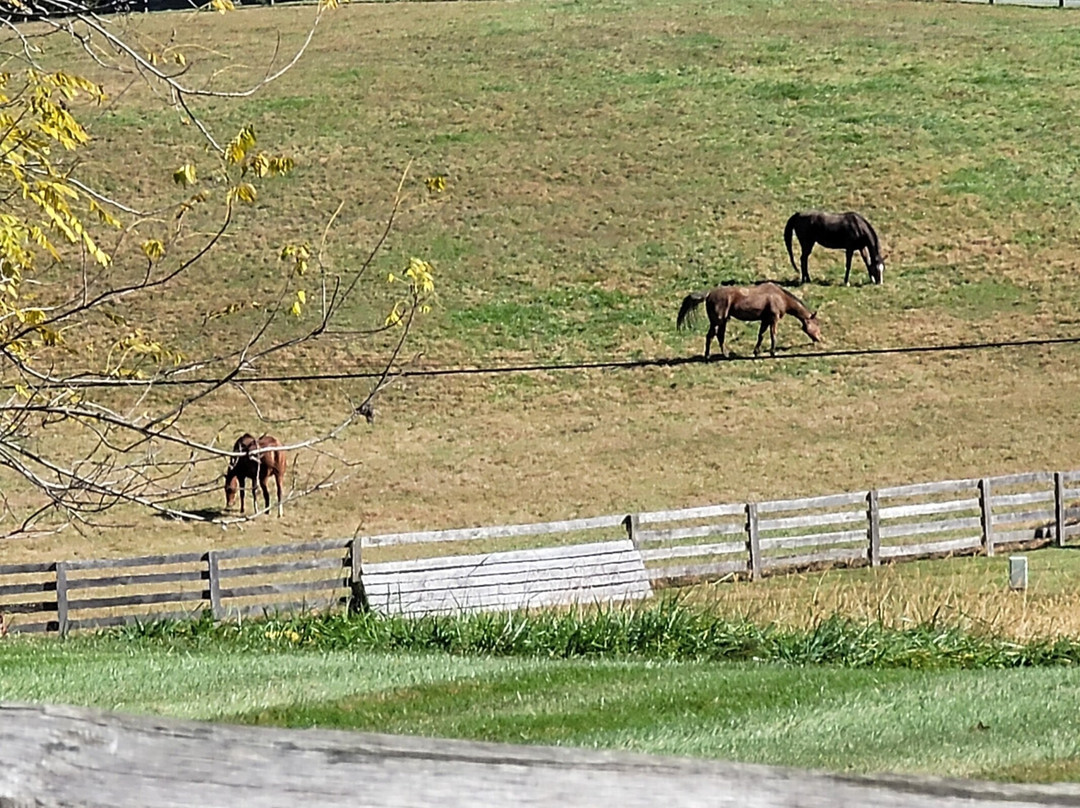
[7,702,1080,808]
[1,468,1075,635]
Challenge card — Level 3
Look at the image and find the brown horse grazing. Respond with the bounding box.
[784,210,884,285]
[676,282,822,359]
[224,433,287,517]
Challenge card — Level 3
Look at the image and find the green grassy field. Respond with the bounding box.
[6,0,1080,563]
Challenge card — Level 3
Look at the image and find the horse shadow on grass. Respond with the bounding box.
[153,507,226,522]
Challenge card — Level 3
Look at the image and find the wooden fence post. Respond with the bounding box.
[866,490,881,567]
[207,551,223,620]
[746,503,761,581]
[348,538,369,614]
[979,478,994,557]
[1055,472,1066,548]
[624,514,641,548]
[55,561,69,637]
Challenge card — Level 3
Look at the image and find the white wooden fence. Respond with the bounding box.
[1,468,1076,635]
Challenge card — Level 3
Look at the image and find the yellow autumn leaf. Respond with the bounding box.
[173,164,197,186]
[141,239,165,261]
[225,124,257,164]
[232,183,257,204]
[249,153,270,178]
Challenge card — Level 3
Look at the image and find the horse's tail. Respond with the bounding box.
[676,291,708,331]
[783,213,799,273]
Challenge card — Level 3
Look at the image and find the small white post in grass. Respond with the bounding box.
[1008,555,1028,591]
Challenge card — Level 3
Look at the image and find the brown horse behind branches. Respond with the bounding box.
[224,433,287,517]
[676,282,822,359]
[784,210,884,286]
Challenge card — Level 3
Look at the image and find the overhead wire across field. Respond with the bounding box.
[8,333,1080,390]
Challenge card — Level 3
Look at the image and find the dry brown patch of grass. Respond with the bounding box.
[684,550,1080,641]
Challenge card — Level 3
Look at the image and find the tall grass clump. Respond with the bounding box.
[112,599,1080,670]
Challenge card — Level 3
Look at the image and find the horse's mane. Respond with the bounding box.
[774,284,813,315]
[853,212,881,254]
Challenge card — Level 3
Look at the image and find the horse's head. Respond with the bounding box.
[869,258,884,285]
[224,470,239,508]
[803,312,823,344]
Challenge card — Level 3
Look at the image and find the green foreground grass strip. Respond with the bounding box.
[116,601,1080,669]
[7,604,1080,781]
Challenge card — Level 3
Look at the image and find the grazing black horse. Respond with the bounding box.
[784,210,884,285]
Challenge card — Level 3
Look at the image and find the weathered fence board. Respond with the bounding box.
[0,580,53,597]
[363,540,651,616]
[877,477,979,498]
[215,538,352,559]
[65,569,203,589]
[66,590,207,612]
[756,490,867,513]
[993,508,1055,527]
[762,547,865,569]
[641,541,747,561]
[220,577,351,600]
[65,551,204,571]
[991,491,1054,509]
[879,516,983,540]
[879,498,980,520]
[366,560,647,594]
[634,522,744,544]
[217,557,344,578]
[0,560,53,575]
[880,536,982,560]
[645,558,746,581]
[636,503,745,524]
[757,509,866,533]
[9,703,1080,808]
[758,528,866,552]
[362,514,627,548]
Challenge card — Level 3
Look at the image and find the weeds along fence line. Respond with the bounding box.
[2,468,1079,636]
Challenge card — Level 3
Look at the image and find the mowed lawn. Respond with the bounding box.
[4,633,1080,782]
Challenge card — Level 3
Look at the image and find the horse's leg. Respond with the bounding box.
[717,317,729,358]
[770,320,778,356]
[859,247,874,281]
[753,321,768,356]
[799,240,813,283]
[260,472,271,513]
[704,322,715,360]
[239,476,247,514]
[844,250,854,286]
[274,471,283,518]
